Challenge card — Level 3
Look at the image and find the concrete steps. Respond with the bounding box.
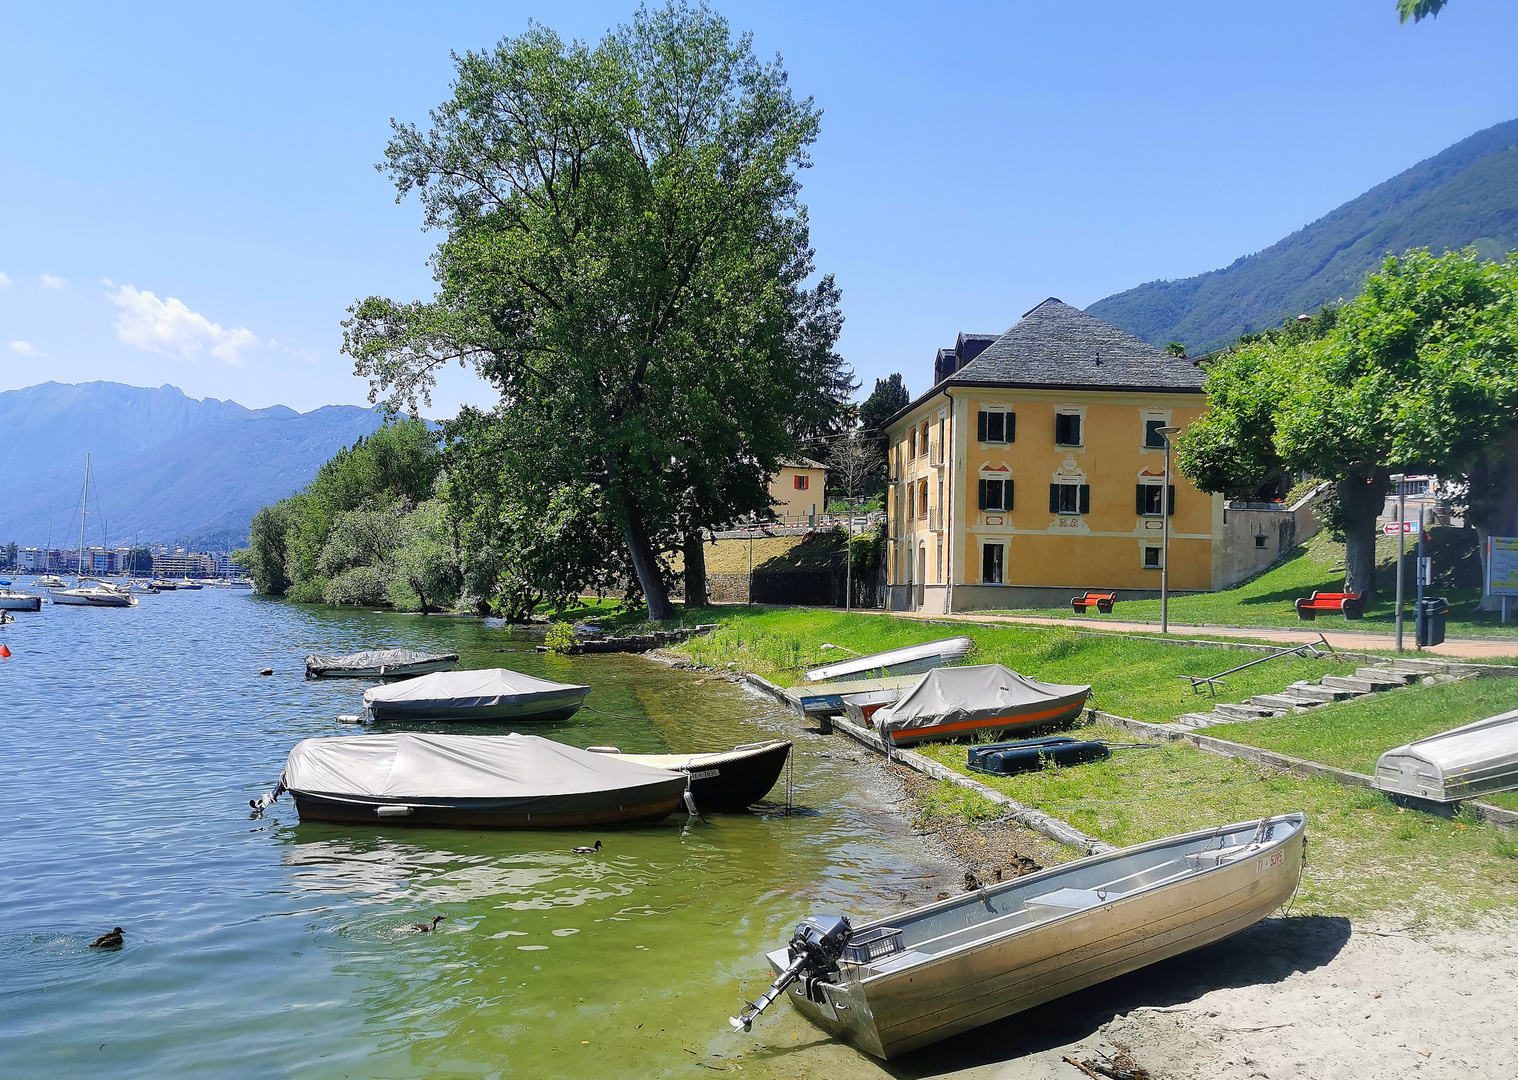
[1321,674,1403,693]
[1286,681,1359,702]
[1250,693,1317,711]
[1211,702,1284,721]
[1360,666,1420,685]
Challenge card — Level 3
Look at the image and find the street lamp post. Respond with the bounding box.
[1391,473,1406,652]
[1157,426,1182,634]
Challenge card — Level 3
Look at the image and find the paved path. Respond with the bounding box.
[855,608,1518,661]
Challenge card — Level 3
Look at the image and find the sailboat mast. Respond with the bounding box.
[77,454,90,580]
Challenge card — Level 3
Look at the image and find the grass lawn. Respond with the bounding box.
[913,721,1518,923]
[1200,676,1518,811]
[646,605,1363,724]
[984,530,1518,639]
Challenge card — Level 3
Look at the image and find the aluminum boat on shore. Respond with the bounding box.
[732,812,1306,1059]
[363,667,591,722]
[803,636,973,684]
[1374,707,1518,802]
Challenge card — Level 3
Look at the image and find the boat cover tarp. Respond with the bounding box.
[306,648,459,674]
[284,732,682,799]
[1374,707,1518,802]
[363,668,588,710]
[877,664,1090,738]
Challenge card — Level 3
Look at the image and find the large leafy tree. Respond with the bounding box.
[1179,249,1518,604]
[344,4,851,620]
[856,373,909,495]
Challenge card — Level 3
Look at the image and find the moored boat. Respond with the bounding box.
[1374,707,1518,802]
[803,636,974,684]
[872,664,1090,746]
[787,673,925,717]
[363,667,591,722]
[263,731,689,828]
[731,812,1307,1058]
[0,587,43,612]
[36,574,68,589]
[49,583,138,607]
[150,579,179,590]
[305,648,461,679]
[587,740,792,810]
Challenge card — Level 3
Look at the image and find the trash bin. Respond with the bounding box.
[1416,596,1449,647]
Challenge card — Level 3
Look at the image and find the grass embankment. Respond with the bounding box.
[988,529,1518,640]
[1202,675,1518,811]
[658,606,1360,724]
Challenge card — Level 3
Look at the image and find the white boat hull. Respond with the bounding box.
[804,636,974,684]
[49,589,137,608]
[0,593,43,611]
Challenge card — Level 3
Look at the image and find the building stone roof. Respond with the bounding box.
[950,299,1205,392]
[776,457,825,471]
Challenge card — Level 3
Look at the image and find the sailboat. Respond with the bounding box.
[49,455,136,609]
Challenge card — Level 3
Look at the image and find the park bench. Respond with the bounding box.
[1071,591,1116,614]
[1294,591,1364,620]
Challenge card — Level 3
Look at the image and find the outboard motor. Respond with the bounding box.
[729,914,851,1031]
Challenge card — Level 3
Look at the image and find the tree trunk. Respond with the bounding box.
[622,505,673,622]
[682,530,708,610]
[1339,471,1388,603]
[1473,428,1518,610]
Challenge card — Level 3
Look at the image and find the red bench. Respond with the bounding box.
[1295,591,1364,620]
[1071,591,1116,614]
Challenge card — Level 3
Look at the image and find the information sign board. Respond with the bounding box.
[1489,536,1518,597]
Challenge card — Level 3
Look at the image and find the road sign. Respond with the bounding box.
[1383,520,1417,534]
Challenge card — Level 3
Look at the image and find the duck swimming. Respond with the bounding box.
[90,927,124,949]
[571,840,602,855]
[404,915,445,934]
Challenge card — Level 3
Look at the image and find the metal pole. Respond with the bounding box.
[748,529,753,606]
[1416,499,1427,647]
[844,504,852,613]
[1394,482,1405,653]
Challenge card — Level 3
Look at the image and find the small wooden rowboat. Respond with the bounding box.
[732,813,1306,1059]
[267,732,689,828]
[305,648,461,679]
[873,664,1090,746]
[587,740,792,810]
[803,636,973,684]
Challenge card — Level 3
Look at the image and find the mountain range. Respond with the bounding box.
[0,382,384,550]
[1087,117,1518,355]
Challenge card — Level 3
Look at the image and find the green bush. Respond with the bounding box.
[543,621,578,654]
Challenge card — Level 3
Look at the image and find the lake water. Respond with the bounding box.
[0,588,945,1078]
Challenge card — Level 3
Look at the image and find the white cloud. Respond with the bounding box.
[8,341,45,356]
[0,272,11,287]
[267,337,321,364]
[40,274,66,288]
[106,283,260,365]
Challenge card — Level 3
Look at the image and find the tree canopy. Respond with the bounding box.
[343,3,852,620]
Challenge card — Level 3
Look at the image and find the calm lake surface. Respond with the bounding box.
[0,587,945,1078]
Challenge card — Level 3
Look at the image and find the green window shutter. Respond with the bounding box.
[1006,479,1014,510]
[978,479,988,510]
[1136,484,1146,514]
[1168,485,1176,516]
[1049,484,1059,513]
[977,411,987,442]
[1079,484,1091,514]
[1007,412,1015,442]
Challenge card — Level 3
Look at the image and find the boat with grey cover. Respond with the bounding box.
[305,648,461,679]
[871,664,1090,746]
[732,812,1306,1058]
[261,732,689,828]
[1373,707,1518,802]
[363,667,591,722]
[803,636,974,684]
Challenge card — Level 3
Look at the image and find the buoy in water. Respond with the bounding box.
[258,668,273,676]
[0,643,11,658]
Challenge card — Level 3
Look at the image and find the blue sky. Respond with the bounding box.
[2,1,1516,416]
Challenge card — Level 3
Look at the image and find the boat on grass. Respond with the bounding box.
[803,636,973,684]
[872,664,1090,746]
[787,674,925,717]
[840,688,904,727]
[731,812,1306,1059]
[305,648,460,679]
[363,667,591,723]
[587,740,792,810]
[265,732,688,828]
[0,587,43,612]
[1374,707,1518,803]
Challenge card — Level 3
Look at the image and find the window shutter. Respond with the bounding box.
[1007,412,1016,442]
[1070,415,1082,445]
[1168,485,1177,516]
[1079,484,1091,514]
[1054,414,1065,444]
[977,411,987,442]
[978,479,988,510]
[1006,479,1014,510]
[1136,484,1146,515]
[1048,484,1059,513]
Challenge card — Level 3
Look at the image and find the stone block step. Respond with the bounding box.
[1212,702,1283,721]
[1320,675,1399,693]
[1288,682,1356,702]
[1250,694,1316,711]
[1360,667,1419,685]
[1373,657,1452,675]
[1176,713,1223,728]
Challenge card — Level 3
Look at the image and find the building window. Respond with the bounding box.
[1049,483,1089,514]
[1143,546,1162,568]
[977,410,1015,444]
[1144,419,1170,448]
[794,474,809,491]
[909,428,917,459]
[1255,534,1269,549]
[918,479,928,517]
[1055,412,1083,446]
[978,478,1012,511]
[1135,483,1174,516]
[983,543,1004,584]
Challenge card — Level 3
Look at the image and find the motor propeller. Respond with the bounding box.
[729,914,851,1032]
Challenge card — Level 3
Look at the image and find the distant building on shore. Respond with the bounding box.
[766,458,828,524]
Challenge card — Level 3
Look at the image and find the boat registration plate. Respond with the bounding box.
[1257,849,1284,873]
[687,768,721,780]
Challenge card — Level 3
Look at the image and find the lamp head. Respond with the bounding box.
[1156,426,1181,437]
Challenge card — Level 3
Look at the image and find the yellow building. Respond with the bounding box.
[885,299,1224,612]
[767,458,827,523]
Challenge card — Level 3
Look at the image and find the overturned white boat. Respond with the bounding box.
[0,587,43,612]
[872,664,1090,746]
[363,667,591,722]
[1373,707,1518,802]
[732,813,1306,1059]
[305,648,460,679]
[803,636,973,684]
